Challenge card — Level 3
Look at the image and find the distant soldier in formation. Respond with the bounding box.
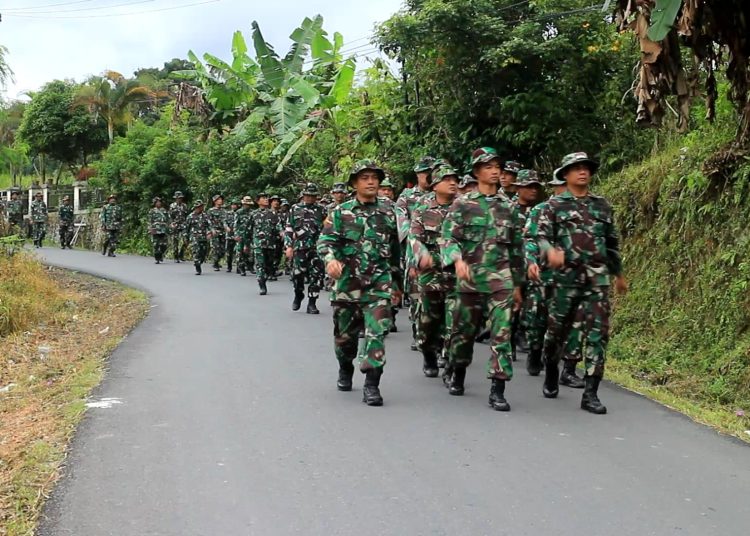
[225,198,240,273]
[186,200,211,275]
[279,198,292,275]
[169,191,189,262]
[7,190,24,232]
[378,177,396,201]
[207,194,227,271]
[458,175,479,196]
[317,160,402,406]
[148,197,170,264]
[409,164,459,377]
[501,160,521,200]
[251,192,283,295]
[233,196,255,276]
[30,192,48,248]
[285,183,327,314]
[100,194,123,257]
[533,152,628,414]
[58,195,75,249]
[269,195,284,278]
[441,147,524,412]
[328,182,348,214]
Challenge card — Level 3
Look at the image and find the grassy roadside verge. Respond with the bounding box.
[0,254,148,536]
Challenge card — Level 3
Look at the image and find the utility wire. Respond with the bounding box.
[0,0,95,11]
[3,0,220,18]
[3,0,154,15]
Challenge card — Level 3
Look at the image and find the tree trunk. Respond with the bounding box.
[107,117,115,145]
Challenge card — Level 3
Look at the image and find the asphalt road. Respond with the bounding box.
[36,248,750,536]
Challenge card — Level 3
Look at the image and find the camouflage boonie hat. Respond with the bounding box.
[152,196,162,204]
[459,174,478,188]
[349,159,385,185]
[430,165,459,188]
[269,194,281,202]
[302,183,320,196]
[230,198,241,205]
[174,190,184,199]
[211,194,223,203]
[380,177,395,189]
[470,147,502,167]
[555,152,599,180]
[504,161,521,174]
[281,198,290,206]
[516,169,543,187]
[413,156,436,173]
[192,200,204,209]
[241,195,253,204]
[548,173,567,187]
[257,192,269,199]
[331,182,348,194]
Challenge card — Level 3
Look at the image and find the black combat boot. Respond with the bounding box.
[581,376,607,414]
[194,262,202,275]
[306,297,319,315]
[560,360,585,389]
[543,361,559,399]
[488,378,510,411]
[107,249,116,257]
[337,362,354,391]
[526,348,543,377]
[362,368,384,406]
[213,262,220,272]
[292,291,304,311]
[259,279,268,295]
[410,323,419,351]
[101,241,108,255]
[226,263,233,273]
[437,352,448,369]
[422,349,439,378]
[448,367,466,396]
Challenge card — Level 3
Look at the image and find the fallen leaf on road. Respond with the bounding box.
[98,326,110,335]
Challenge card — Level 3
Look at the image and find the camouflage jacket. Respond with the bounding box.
[523,202,553,286]
[7,199,24,221]
[58,204,74,224]
[251,208,283,249]
[317,197,402,302]
[396,186,429,242]
[185,212,211,244]
[284,202,327,250]
[233,207,254,243]
[535,190,622,287]
[224,209,237,236]
[100,204,123,231]
[169,202,189,231]
[441,191,524,294]
[30,200,48,223]
[148,207,170,235]
[207,207,228,235]
[408,193,455,292]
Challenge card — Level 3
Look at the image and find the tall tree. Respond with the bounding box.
[0,44,14,89]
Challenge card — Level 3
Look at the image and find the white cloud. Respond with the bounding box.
[1,0,402,99]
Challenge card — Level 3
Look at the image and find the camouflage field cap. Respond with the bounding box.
[174,190,185,199]
[192,200,204,209]
[459,174,478,188]
[230,198,241,205]
[302,183,320,196]
[555,152,599,180]
[331,182,348,194]
[211,194,223,203]
[470,147,502,167]
[380,177,395,189]
[504,161,521,174]
[152,196,162,204]
[516,169,543,187]
[269,194,281,202]
[348,159,385,185]
[281,198,290,206]
[430,165,459,188]
[413,156,436,173]
[241,195,253,204]
[257,191,269,199]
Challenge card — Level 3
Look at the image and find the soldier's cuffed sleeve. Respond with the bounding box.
[284,210,295,249]
[390,221,403,293]
[606,210,623,277]
[509,205,525,287]
[408,205,428,270]
[524,205,542,267]
[317,207,340,265]
[440,199,463,267]
[536,203,555,256]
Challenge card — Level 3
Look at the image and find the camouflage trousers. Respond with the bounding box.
[419,289,456,357]
[191,239,209,265]
[211,233,226,266]
[59,222,73,248]
[253,247,276,282]
[103,229,119,253]
[235,241,251,273]
[171,228,188,260]
[32,222,46,243]
[449,290,514,380]
[292,248,324,298]
[522,284,548,353]
[151,233,168,261]
[543,285,609,377]
[332,299,392,371]
[407,273,422,342]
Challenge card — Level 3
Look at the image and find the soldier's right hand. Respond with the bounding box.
[418,254,433,270]
[326,259,344,280]
[527,263,541,282]
[455,259,472,282]
[547,248,565,269]
[285,247,293,260]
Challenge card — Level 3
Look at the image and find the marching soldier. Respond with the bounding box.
[7,190,24,232]
[441,147,524,412]
[533,152,628,414]
[251,192,283,295]
[328,182,348,214]
[148,197,170,264]
[317,160,402,406]
[225,198,240,273]
[185,200,211,275]
[100,194,123,257]
[58,195,75,249]
[285,183,327,314]
[269,195,284,279]
[169,191,189,262]
[30,192,48,248]
[207,194,227,271]
[233,196,255,276]
[501,160,521,199]
[378,177,396,201]
[458,175,479,196]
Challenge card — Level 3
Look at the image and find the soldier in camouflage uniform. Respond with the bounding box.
[409,164,459,378]
[269,195,285,279]
[58,195,75,249]
[186,200,211,275]
[233,196,254,276]
[378,177,396,201]
[397,156,435,351]
[207,194,227,271]
[458,175,478,196]
[501,160,521,200]
[100,194,123,257]
[251,192,283,295]
[280,198,292,275]
[148,197,170,264]
[328,182,348,214]
[7,190,24,231]
[533,152,628,414]
[441,147,524,412]
[169,191,189,262]
[317,160,402,406]
[285,183,327,314]
[30,192,48,248]
[225,198,240,273]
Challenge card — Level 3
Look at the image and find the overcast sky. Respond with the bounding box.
[0,0,404,100]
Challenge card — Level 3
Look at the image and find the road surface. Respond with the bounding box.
[36,248,750,536]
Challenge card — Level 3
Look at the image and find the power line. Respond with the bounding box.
[3,0,154,15]
[0,0,95,10]
[3,0,220,18]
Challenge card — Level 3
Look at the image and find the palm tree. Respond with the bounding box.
[75,70,164,145]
